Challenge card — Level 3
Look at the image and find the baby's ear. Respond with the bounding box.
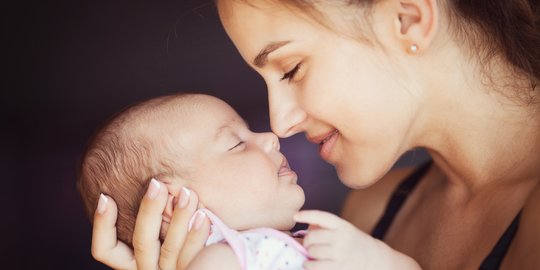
[162,193,175,224]
[160,176,186,223]
[159,193,175,240]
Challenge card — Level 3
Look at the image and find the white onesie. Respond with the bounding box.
[199,209,308,270]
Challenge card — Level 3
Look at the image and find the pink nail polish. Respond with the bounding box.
[147,178,160,200]
[178,187,191,208]
[188,211,206,231]
[97,193,108,215]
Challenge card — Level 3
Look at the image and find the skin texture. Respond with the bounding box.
[217,0,540,269]
[217,0,431,188]
[157,95,305,231]
[159,96,404,270]
[92,181,211,270]
[91,0,540,269]
[186,243,239,270]
[91,95,306,270]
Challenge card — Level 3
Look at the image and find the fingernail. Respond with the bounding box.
[178,187,191,209]
[147,178,161,200]
[96,193,108,215]
[188,210,206,232]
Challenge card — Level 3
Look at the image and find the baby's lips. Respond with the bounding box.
[278,157,293,175]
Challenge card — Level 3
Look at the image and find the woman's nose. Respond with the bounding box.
[268,87,307,138]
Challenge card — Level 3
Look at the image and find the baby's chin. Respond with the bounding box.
[235,208,301,232]
[273,207,304,231]
[277,219,298,231]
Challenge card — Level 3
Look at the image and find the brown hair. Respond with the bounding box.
[77,93,193,248]
[229,0,539,91]
[448,0,540,91]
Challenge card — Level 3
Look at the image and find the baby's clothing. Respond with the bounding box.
[200,209,308,270]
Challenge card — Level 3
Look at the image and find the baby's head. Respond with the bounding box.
[78,93,305,247]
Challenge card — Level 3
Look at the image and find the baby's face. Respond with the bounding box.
[164,95,305,230]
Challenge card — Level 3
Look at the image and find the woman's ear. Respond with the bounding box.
[396,0,438,53]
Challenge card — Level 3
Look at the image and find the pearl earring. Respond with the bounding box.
[409,44,418,53]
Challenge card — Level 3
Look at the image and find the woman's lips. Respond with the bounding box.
[319,130,339,161]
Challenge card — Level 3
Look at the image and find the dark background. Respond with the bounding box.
[5,0,426,268]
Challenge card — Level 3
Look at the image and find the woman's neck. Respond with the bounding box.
[412,44,540,196]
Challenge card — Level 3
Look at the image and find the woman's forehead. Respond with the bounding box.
[218,0,365,59]
[218,1,320,62]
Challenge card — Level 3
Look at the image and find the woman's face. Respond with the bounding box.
[218,1,423,187]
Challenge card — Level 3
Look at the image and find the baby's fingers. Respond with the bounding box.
[303,229,335,248]
[306,244,334,261]
[294,210,342,230]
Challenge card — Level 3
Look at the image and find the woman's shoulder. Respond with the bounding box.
[340,165,418,233]
[515,181,540,250]
[522,182,540,231]
[502,182,540,269]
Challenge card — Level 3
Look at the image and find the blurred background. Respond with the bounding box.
[4,0,427,268]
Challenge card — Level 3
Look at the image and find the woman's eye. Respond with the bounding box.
[280,63,301,82]
[228,141,244,151]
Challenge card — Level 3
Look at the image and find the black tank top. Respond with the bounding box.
[371,161,521,270]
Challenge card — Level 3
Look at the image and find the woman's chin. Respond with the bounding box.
[336,164,381,189]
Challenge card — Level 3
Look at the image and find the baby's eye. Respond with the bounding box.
[228,141,244,151]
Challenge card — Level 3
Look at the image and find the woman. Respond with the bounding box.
[90,0,540,269]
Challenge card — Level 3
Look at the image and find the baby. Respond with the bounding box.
[78,93,307,269]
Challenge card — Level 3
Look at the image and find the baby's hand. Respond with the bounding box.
[294,210,421,270]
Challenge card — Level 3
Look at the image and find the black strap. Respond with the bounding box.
[479,211,521,270]
[370,160,521,269]
[371,161,433,240]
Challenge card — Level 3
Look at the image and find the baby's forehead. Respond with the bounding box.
[174,95,245,124]
[153,94,246,139]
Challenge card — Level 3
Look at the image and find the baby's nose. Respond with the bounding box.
[260,132,280,152]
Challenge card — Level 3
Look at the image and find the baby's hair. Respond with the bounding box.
[77,93,196,248]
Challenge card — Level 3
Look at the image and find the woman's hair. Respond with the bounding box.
[233,0,539,91]
[448,1,540,90]
[77,93,193,248]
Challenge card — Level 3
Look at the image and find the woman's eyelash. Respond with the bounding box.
[280,63,301,82]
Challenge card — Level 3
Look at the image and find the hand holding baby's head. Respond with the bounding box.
[78,93,305,247]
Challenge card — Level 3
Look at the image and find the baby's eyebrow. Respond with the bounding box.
[214,118,250,140]
[215,125,230,141]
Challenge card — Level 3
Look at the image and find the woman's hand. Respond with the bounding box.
[295,210,421,270]
[91,180,210,270]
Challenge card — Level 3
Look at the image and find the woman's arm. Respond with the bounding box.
[91,181,210,270]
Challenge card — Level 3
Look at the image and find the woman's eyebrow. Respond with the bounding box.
[253,40,291,68]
